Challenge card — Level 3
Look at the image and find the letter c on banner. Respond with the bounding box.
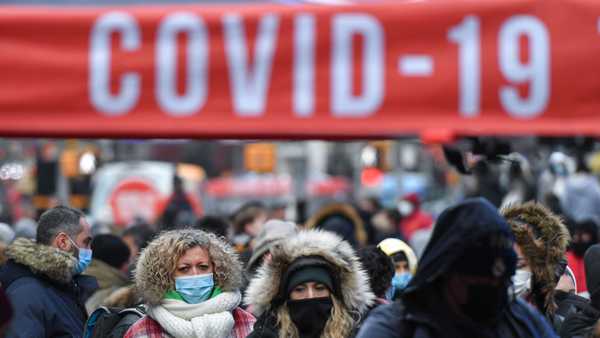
[331,14,384,117]
[89,12,141,116]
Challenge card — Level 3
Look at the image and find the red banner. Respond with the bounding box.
[1,0,600,139]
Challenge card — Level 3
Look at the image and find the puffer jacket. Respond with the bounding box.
[0,238,98,338]
[244,229,374,338]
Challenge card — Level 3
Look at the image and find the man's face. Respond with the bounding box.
[55,217,92,256]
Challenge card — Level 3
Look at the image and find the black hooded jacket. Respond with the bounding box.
[355,198,557,338]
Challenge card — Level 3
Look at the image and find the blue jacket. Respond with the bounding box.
[0,238,98,338]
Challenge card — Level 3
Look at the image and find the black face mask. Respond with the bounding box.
[287,297,333,338]
[572,241,594,257]
[460,283,508,323]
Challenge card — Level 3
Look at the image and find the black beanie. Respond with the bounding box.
[280,256,338,300]
[584,244,600,307]
[286,266,334,296]
[91,234,131,269]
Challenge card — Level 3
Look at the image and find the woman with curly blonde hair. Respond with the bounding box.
[124,229,255,338]
[245,229,374,338]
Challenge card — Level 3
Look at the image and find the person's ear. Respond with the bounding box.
[53,232,71,251]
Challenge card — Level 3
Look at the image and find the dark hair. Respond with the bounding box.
[122,224,156,252]
[91,234,131,269]
[194,216,230,238]
[231,201,266,234]
[36,206,84,245]
[357,246,395,298]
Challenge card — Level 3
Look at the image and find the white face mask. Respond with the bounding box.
[397,201,414,216]
[511,269,532,298]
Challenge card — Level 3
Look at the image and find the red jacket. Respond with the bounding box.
[567,251,587,293]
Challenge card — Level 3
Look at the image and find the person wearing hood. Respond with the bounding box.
[377,238,418,300]
[560,244,600,338]
[244,230,374,338]
[356,198,556,338]
[124,229,255,338]
[0,206,98,338]
[305,203,367,248]
[502,201,570,329]
[567,220,598,295]
[396,193,433,242]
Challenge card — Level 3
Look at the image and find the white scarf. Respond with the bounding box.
[148,291,241,338]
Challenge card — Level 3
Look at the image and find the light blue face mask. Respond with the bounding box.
[175,273,214,304]
[385,272,412,300]
[68,236,93,275]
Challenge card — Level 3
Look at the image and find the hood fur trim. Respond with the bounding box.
[245,230,374,316]
[6,238,76,284]
[304,203,367,246]
[135,229,243,306]
[502,201,570,314]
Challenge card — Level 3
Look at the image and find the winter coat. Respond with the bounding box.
[569,252,588,294]
[0,238,98,338]
[356,198,557,338]
[124,229,255,338]
[305,204,368,247]
[559,297,600,338]
[84,259,131,314]
[398,194,433,241]
[244,230,374,338]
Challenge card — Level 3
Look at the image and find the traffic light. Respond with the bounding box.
[244,143,276,173]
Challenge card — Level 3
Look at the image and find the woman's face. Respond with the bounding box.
[395,260,410,275]
[174,246,214,278]
[289,282,331,300]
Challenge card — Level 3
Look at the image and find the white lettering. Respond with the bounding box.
[293,14,315,117]
[331,14,384,117]
[156,12,208,116]
[89,12,141,116]
[223,14,280,116]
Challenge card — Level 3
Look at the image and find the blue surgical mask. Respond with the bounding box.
[385,272,412,300]
[68,236,93,275]
[393,272,412,290]
[175,273,214,304]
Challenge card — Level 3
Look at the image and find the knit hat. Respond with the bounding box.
[286,266,334,296]
[247,220,298,272]
[280,256,337,300]
[378,238,418,274]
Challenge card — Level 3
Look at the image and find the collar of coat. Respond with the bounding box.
[6,238,77,284]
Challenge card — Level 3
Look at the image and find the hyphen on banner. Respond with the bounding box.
[0,0,599,138]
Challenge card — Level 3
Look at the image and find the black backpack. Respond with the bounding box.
[83,306,145,338]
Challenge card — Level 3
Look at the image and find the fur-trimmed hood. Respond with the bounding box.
[304,203,367,247]
[134,229,243,306]
[245,230,375,316]
[5,237,77,284]
[502,201,570,314]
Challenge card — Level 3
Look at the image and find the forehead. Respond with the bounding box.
[178,246,211,263]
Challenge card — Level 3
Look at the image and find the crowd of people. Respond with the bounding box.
[2,153,600,337]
